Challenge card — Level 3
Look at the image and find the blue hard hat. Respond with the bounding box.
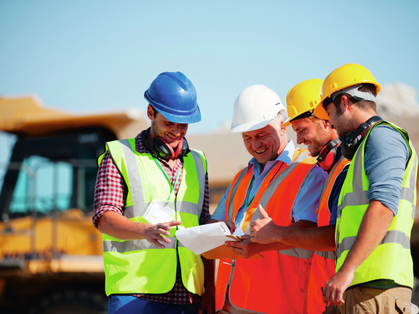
[144,72,201,124]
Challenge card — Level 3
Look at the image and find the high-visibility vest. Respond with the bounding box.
[306,155,350,314]
[336,121,418,288]
[216,149,319,313]
[99,138,207,296]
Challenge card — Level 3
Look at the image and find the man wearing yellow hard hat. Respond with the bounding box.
[249,78,349,314]
[318,64,417,313]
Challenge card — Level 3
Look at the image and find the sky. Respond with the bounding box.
[1,0,419,164]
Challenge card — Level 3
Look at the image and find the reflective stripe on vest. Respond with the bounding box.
[316,155,350,227]
[216,149,320,313]
[100,138,206,296]
[304,155,349,314]
[336,121,418,288]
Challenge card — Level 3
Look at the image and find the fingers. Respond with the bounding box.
[155,220,181,236]
[258,204,270,219]
[322,283,344,307]
[223,220,236,233]
[335,289,345,305]
[167,220,182,227]
[225,240,247,251]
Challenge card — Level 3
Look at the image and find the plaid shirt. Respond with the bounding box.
[93,130,210,304]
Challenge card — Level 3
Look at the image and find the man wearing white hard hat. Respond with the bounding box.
[211,85,327,313]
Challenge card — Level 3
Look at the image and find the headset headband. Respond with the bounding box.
[331,84,376,103]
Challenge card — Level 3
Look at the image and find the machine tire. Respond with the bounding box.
[30,290,107,314]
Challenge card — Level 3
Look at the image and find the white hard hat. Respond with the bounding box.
[230,85,285,133]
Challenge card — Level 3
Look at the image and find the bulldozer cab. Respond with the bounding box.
[0,95,147,313]
[0,128,110,221]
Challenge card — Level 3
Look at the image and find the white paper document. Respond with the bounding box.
[175,222,239,255]
[143,200,174,225]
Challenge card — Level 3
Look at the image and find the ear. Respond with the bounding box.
[280,125,287,136]
[323,119,331,128]
[147,105,154,121]
[340,95,351,112]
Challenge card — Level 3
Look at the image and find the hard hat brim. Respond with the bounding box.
[159,107,201,124]
[230,117,274,133]
[282,118,292,128]
[314,103,329,120]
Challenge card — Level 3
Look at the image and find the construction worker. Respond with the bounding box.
[318,64,418,313]
[249,79,350,314]
[210,85,327,313]
[92,72,215,314]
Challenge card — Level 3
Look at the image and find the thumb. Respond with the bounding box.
[258,204,270,219]
[168,220,182,227]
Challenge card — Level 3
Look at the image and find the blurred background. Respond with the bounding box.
[1,1,419,313]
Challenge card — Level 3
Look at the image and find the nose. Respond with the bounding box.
[172,124,181,135]
[296,133,304,145]
[252,138,262,150]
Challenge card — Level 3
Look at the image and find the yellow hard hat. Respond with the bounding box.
[282,78,324,127]
[314,63,381,120]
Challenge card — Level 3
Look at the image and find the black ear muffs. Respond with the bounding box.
[142,128,190,159]
[317,137,341,172]
[341,116,382,160]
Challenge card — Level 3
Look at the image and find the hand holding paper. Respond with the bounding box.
[175,222,239,255]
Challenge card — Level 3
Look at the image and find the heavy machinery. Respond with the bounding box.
[0,95,148,313]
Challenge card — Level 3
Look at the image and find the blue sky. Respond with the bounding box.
[1,0,419,162]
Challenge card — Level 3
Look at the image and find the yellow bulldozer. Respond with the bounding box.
[0,95,149,313]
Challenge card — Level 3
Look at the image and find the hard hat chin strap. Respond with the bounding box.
[331,84,376,103]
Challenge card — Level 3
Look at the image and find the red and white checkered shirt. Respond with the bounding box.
[93,130,210,304]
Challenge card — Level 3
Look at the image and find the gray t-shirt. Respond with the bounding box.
[364,124,409,216]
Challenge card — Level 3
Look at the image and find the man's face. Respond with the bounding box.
[291,118,331,157]
[148,107,188,148]
[324,101,349,140]
[241,120,286,165]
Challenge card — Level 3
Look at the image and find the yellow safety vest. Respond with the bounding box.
[99,138,207,296]
[336,121,418,288]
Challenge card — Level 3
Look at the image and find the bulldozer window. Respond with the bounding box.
[10,156,72,217]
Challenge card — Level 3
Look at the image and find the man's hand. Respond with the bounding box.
[322,268,354,307]
[222,220,236,234]
[225,235,260,258]
[249,205,279,244]
[199,288,215,314]
[205,219,235,234]
[144,221,182,248]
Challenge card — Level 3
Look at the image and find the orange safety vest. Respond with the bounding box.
[216,149,318,313]
[305,155,350,314]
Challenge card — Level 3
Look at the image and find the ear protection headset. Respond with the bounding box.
[341,115,382,160]
[317,137,341,172]
[142,128,190,159]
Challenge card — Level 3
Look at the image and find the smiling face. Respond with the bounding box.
[147,105,188,148]
[291,118,333,156]
[241,115,287,165]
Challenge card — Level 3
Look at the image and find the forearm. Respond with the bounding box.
[255,241,293,252]
[338,200,393,274]
[273,225,336,251]
[97,210,148,240]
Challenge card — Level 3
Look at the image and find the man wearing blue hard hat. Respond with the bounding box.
[93,72,215,314]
